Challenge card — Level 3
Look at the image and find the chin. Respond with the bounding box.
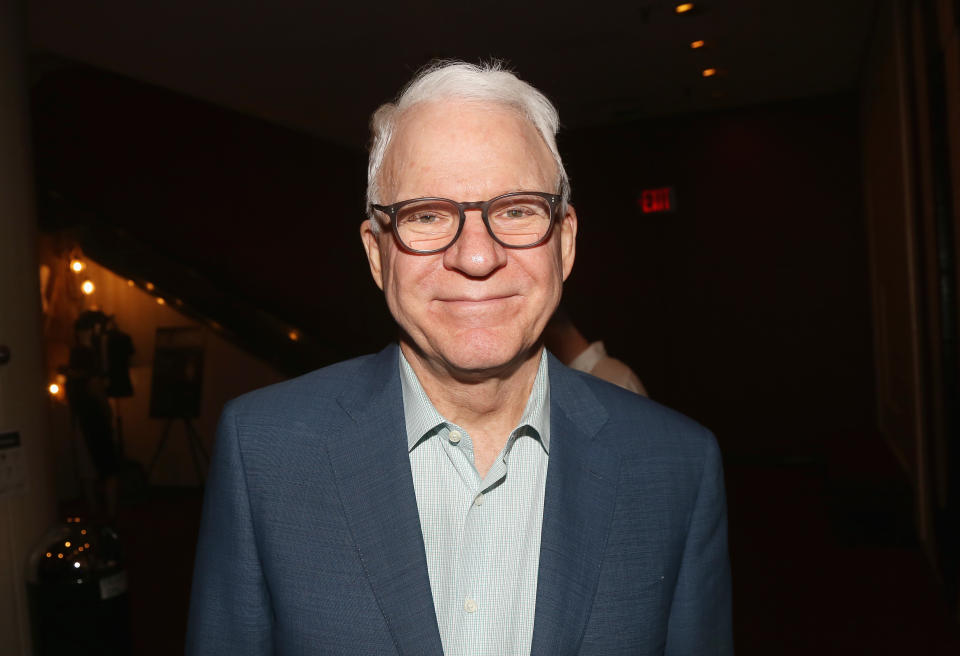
[433,330,538,376]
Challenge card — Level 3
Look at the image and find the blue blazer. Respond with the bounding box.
[186,344,732,655]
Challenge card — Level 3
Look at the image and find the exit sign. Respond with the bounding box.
[638,187,676,214]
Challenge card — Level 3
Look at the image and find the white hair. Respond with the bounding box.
[366,60,570,226]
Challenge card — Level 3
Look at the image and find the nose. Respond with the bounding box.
[442,210,507,278]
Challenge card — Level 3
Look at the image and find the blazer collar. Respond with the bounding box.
[531,353,621,656]
[327,343,445,656]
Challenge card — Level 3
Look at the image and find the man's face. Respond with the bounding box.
[361,100,577,378]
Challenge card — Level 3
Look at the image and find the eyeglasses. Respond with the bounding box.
[370,191,562,254]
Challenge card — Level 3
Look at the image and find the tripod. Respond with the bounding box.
[147,417,209,486]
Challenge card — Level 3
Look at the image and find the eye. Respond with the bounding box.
[398,210,455,226]
[403,212,441,225]
[498,205,536,220]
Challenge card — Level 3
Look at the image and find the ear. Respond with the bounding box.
[360,219,385,290]
[559,203,577,282]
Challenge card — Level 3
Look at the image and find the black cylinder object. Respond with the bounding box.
[26,519,132,655]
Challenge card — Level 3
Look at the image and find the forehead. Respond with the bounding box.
[382,99,557,200]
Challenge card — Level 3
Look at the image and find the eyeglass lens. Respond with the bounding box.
[395,194,553,251]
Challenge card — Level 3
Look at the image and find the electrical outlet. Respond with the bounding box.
[0,431,24,497]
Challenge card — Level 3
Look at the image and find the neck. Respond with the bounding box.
[400,340,542,474]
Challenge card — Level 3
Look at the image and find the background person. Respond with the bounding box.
[543,306,648,396]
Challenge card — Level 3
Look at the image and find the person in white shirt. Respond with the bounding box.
[543,307,647,396]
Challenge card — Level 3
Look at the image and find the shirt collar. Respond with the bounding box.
[398,348,551,454]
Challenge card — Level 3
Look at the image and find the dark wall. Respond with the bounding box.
[32,67,875,455]
[560,95,875,455]
[31,66,393,362]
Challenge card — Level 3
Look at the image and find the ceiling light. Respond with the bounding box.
[702,68,717,77]
[690,40,705,49]
[81,280,95,295]
[48,383,60,395]
[675,3,694,14]
[70,259,85,273]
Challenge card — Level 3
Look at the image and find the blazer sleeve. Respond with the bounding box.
[185,403,274,655]
[664,432,734,655]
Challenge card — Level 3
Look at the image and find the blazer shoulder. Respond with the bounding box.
[222,348,393,421]
[571,369,719,461]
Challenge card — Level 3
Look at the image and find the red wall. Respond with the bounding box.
[560,95,875,455]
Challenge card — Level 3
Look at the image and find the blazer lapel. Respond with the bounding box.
[325,344,444,656]
[531,356,621,656]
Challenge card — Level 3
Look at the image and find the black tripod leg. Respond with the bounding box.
[183,420,207,486]
[186,420,210,464]
[147,419,175,480]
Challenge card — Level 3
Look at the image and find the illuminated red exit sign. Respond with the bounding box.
[638,187,676,214]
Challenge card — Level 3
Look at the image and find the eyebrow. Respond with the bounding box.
[396,188,548,201]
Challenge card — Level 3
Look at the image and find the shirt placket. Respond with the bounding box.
[440,424,512,654]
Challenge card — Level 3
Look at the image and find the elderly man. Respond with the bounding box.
[186,61,732,655]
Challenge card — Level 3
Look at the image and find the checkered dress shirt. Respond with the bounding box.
[399,349,551,656]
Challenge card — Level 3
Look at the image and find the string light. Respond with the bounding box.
[702,68,717,77]
[70,259,85,273]
[690,40,705,49]
[288,330,300,342]
[675,3,694,13]
[48,383,60,396]
[81,280,95,295]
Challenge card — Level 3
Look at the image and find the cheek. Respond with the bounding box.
[530,246,566,293]
[382,255,432,314]
[379,252,403,310]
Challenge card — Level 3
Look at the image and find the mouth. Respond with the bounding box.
[437,294,516,305]
[433,295,521,318]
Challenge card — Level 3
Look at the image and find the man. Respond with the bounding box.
[187,61,732,655]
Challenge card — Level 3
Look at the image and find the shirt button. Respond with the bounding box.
[474,493,484,506]
[448,430,462,444]
[464,598,478,613]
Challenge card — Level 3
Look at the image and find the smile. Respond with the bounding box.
[434,295,519,315]
[437,294,517,305]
